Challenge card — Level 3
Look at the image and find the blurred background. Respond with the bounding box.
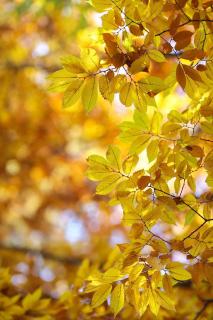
[0,0,128,297]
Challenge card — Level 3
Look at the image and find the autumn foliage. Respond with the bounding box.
[0,0,213,319]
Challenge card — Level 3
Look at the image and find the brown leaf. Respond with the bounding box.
[176,64,186,89]
[181,49,205,60]
[137,176,151,189]
[192,12,200,29]
[196,64,207,72]
[129,24,142,36]
[182,64,203,82]
[185,145,204,158]
[173,31,193,42]
[174,31,193,50]
[177,0,188,7]
[170,13,181,36]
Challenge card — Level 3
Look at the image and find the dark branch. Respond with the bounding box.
[0,243,82,265]
[0,62,60,73]
[193,300,213,320]
[155,19,213,36]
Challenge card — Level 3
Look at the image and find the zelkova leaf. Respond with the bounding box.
[82,77,98,112]
[134,110,150,131]
[61,55,85,74]
[63,79,84,108]
[167,262,192,281]
[103,268,123,283]
[119,82,134,107]
[110,284,125,317]
[176,64,186,89]
[148,288,160,316]
[96,173,123,195]
[106,145,121,171]
[182,65,203,82]
[91,0,113,12]
[147,139,159,162]
[81,48,100,73]
[130,135,151,154]
[122,154,139,175]
[22,288,42,310]
[148,49,166,62]
[48,69,78,93]
[91,284,112,308]
[156,290,175,311]
[87,155,110,181]
[99,75,114,102]
[137,176,150,189]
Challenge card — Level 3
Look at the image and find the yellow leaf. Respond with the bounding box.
[103,268,122,283]
[99,75,114,102]
[91,0,112,12]
[148,288,160,316]
[22,288,42,311]
[91,284,112,308]
[110,284,125,317]
[166,262,192,281]
[63,79,84,108]
[148,49,166,62]
[82,77,98,112]
[147,139,159,162]
[156,289,175,311]
[122,154,139,175]
[163,274,173,296]
[81,48,99,73]
[129,264,144,282]
[96,173,123,195]
[106,145,121,171]
[61,55,85,74]
[130,135,150,154]
[119,82,134,107]
[151,111,163,134]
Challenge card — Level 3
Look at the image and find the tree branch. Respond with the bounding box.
[0,243,82,265]
[0,62,60,73]
[193,300,213,320]
[155,19,213,36]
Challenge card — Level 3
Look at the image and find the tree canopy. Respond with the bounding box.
[0,0,213,319]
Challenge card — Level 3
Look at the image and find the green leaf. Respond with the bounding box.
[130,135,151,154]
[134,110,150,131]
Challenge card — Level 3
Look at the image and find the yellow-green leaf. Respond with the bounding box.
[63,79,84,108]
[96,173,122,195]
[106,145,121,171]
[148,49,166,62]
[110,283,125,317]
[82,77,98,112]
[122,154,139,175]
